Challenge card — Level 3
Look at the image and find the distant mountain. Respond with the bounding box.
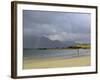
[63,41,77,46]
[23,36,76,48]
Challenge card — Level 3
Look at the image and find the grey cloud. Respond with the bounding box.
[23,10,91,48]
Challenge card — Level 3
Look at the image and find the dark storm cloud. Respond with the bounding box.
[23,10,91,48]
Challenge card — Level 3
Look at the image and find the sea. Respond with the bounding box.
[23,49,90,60]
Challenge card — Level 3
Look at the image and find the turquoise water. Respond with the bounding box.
[23,49,90,60]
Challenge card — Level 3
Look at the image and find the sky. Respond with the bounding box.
[23,10,91,48]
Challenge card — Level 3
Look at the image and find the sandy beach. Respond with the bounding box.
[23,55,91,69]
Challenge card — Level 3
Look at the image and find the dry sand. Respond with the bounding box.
[23,55,90,69]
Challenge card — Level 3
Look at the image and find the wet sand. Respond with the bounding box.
[23,55,91,69]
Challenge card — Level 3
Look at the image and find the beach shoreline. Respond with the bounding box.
[23,55,91,69]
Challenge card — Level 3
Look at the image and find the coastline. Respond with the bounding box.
[23,55,91,69]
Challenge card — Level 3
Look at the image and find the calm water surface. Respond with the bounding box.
[23,49,90,60]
